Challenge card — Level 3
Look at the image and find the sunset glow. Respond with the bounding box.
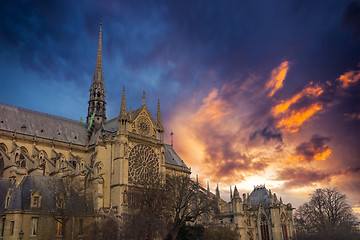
[276,103,323,133]
[266,61,289,97]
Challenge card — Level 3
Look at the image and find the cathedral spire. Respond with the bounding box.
[87,23,106,126]
[92,23,104,87]
[120,86,127,119]
[156,99,164,132]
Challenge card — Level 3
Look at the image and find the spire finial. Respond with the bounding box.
[170,131,174,147]
[120,85,127,119]
[142,91,145,105]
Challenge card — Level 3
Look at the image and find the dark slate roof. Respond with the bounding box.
[7,175,58,212]
[103,117,117,132]
[0,178,13,212]
[164,144,189,169]
[249,186,273,206]
[0,104,88,145]
[7,175,93,214]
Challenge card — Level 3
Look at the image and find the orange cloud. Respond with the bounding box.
[285,135,332,163]
[338,69,360,88]
[192,89,230,123]
[286,148,331,163]
[272,84,323,117]
[266,61,289,97]
[276,103,323,132]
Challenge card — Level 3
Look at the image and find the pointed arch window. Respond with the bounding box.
[0,143,6,177]
[260,215,270,240]
[281,213,288,240]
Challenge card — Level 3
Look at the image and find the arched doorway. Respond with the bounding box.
[260,214,270,240]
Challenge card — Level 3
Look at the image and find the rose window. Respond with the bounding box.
[128,144,159,184]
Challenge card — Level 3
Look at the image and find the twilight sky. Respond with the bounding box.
[1,0,360,216]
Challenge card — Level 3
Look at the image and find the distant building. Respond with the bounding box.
[0,25,294,240]
[214,184,296,240]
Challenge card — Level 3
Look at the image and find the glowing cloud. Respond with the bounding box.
[276,103,323,132]
[285,135,332,162]
[192,89,230,123]
[266,61,289,97]
[272,84,323,117]
[338,69,360,88]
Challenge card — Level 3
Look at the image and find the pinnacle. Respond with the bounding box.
[120,85,127,119]
[156,99,164,131]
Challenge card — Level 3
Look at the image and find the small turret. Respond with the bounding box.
[156,99,164,142]
[247,193,251,207]
[273,193,278,204]
[230,186,233,200]
[119,86,127,120]
[233,185,239,198]
[215,183,220,199]
[118,86,128,132]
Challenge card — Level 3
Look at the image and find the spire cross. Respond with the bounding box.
[142,91,145,105]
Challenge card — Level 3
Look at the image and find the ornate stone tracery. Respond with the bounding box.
[128,144,159,184]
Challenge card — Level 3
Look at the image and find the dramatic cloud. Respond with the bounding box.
[276,103,323,133]
[2,0,360,213]
[249,125,283,144]
[272,83,323,117]
[286,135,332,162]
[266,61,289,97]
[337,68,360,88]
[275,167,332,188]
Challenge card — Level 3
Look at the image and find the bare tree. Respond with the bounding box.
[122,173,169,240]
[45,175,92,240]
[120,174,218,240]
[295,188,359,239]
[83,213,121,240]
[165,175,219,240]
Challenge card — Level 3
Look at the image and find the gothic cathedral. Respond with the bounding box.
[0,25,295,240]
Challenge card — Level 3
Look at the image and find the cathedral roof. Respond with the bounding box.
[5,175,93,214]
[103,117,118,132]
[0,103,88,146]
[249,185,272,206]
[164,144,189,169]
[0,178,13,212]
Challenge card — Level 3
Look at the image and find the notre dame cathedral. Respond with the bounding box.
[0,25,295,240]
